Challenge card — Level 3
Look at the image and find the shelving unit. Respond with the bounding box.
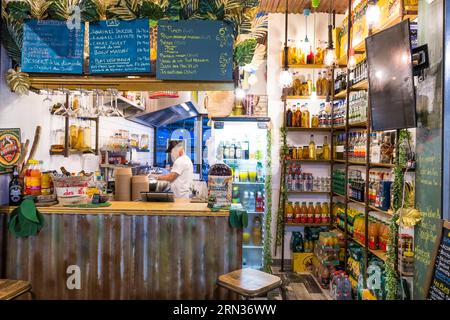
[329,0,418,292]
[279,58,333,270]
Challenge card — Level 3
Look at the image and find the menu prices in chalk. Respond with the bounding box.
[428,222,450,300]
[89,19,151,74]
[21,20,84,74]
[157,20,233,81]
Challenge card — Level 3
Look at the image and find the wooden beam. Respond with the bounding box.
[29,75,235,92]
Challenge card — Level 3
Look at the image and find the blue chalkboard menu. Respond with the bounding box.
[157,20,234,81]
[427,221,450,300]
[21,20,84,74]
[89,19,151,74]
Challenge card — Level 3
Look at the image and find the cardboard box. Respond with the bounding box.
[292,253,314,273]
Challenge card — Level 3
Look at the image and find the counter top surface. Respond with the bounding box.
[0,201,229,216]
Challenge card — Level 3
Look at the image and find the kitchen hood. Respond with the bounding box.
[126,91,199,128]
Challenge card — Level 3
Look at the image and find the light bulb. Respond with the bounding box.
[248,73,258,86]
[324,48,337,67]
[279,69,293,88]
[348,54,357,70]
[311,88,317,100]
[235,88,246,100]
[366,1,380,27]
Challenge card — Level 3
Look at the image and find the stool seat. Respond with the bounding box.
[0,279,32,300]
[217,268,282,298]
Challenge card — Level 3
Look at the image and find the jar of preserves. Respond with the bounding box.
[311,115,319,128]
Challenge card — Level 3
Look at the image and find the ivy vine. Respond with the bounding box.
[262,127,273,272]
[275,126,288,247]
[385,129,411,300]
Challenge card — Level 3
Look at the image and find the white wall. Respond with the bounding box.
[267,13,344,260]
[0,48,153,204]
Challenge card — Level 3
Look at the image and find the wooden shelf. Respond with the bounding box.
[29,75,234,91]
[0,170,13,175]
[351,79,369,90]
[369,248,387,262]
[370,162,396,168]
[285,95,327,100]
[348,198,366,206]
[333,125,346,130]
[348,121,368,128]
[50,149,96,156]
[368,205,393,216]
[287,191,330,195]
[286,127,331,132]
[288,64,329,69]
[334,89,347,99]
[332,192,346,198]
[348,161,366,166]
[285,223,331,227]
[333,159,347,164]
[286,159,331,164]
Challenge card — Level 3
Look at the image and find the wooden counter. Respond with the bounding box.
[0,201,228,216]
[0,201,242,299]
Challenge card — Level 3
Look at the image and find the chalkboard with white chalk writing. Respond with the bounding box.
[427,221,450,300]
[89,19,151,74]
[21,20,84,74]
[157,20,233,81]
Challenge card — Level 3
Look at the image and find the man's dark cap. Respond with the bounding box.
[166,140,182,153]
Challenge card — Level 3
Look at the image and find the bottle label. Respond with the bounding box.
[10,186,22,203]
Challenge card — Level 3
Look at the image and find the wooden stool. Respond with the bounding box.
[217,269,282,299]
[0,279,33,300]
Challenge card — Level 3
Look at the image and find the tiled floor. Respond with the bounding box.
[267,268,332,300]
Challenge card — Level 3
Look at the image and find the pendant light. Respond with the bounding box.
[348,48,357,70]
[311,10,317,100]
[280,0,293,88]
[324,0,337,67]
[366,0,380,28]
[301,9,311,56]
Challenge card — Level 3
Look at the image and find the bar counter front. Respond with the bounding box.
[0,202,242,299]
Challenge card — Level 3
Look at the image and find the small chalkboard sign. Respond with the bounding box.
[89,19,151,74]
[157,20,233,81]
[21,20,84,74]
[214,122,224,129]
[427,220,450,300]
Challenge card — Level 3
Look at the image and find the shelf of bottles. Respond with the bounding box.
[214,121,268,270]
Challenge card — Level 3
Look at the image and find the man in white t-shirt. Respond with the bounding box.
[156,140,193,200]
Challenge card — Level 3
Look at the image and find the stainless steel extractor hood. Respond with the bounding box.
[126,92,199,127]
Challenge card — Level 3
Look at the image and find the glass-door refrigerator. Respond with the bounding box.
[210,117,270,270]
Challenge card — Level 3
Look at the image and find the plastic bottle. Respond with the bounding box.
[255,191,264,212]
[242,191,250,211]
[248,191,256,212]
[343,275,352,300]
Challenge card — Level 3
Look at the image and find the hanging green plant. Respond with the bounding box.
[234,38,257,67]
[275,127,288,247]
[263,127,273,273]
[386,211,399,300]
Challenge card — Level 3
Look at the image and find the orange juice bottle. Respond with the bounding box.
[26,160,42,196]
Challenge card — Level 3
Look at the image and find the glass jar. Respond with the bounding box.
[140,134,149,150]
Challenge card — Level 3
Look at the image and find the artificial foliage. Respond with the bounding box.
[275,126,288,247]
[262,127,273,272]
[385,129,411,300]
[0,0,268,92]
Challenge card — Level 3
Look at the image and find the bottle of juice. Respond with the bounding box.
[286,201,294,223]
[300,201,308,223]
[286,106,293,127]
[301,104,310,128]
[252,216,262,246]
[323,136,330,160]
[294,202,301,223]
[26,160,42,196]
[309,134,316,160]
[321,202,330,224]
[307,202,315,223]
[294,105,302,127]
[314,202,322,224]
